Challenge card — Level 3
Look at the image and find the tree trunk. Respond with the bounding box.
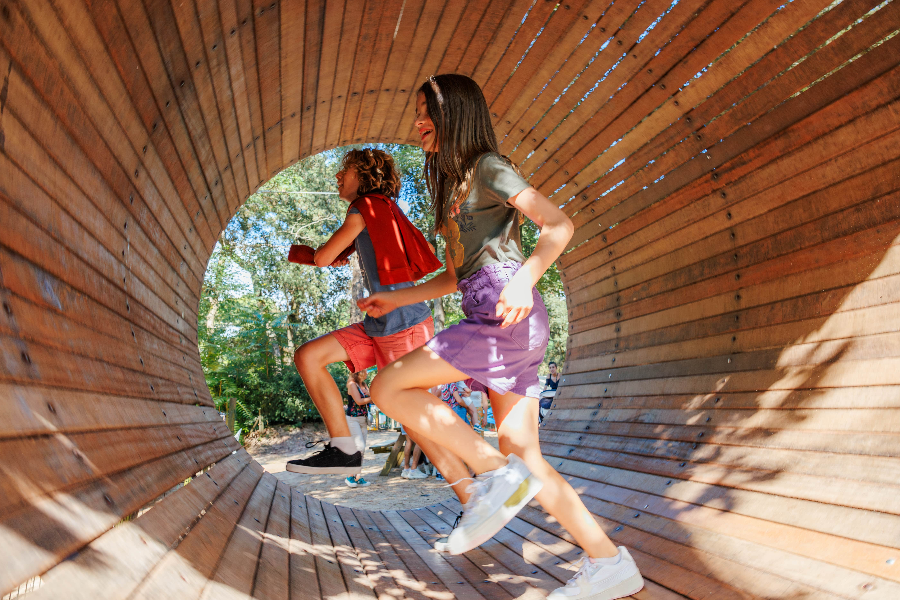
[349,254,366,324]
[433,296,445,333]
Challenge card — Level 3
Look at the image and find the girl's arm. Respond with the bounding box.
[314,212,366,267]
[496,187,575,328]
[347,381,371,406]
[357,257,457,318]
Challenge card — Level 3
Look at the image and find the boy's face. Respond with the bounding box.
[336,165,360,202]
[415,92,437,152]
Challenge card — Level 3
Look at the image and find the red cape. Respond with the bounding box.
[288,194,442,285]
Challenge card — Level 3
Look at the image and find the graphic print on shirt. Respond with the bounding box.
[443,207,466,271]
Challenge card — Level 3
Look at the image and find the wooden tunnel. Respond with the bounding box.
[1,0,899,597]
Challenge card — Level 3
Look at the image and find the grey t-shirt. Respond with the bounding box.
[442,153,531,281]
[348,207,432,337]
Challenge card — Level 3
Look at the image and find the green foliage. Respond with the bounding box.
[199,144,570,432]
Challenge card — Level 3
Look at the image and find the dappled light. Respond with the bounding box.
[2,0,899,598]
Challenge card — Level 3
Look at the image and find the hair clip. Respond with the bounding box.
[427,75,444,104]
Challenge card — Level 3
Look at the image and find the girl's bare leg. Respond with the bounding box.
[490,389,619,559]
[369,345,508,474]
[293,334,352,438]
[403,427,473,503]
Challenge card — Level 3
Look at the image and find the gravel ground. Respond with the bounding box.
[247,424,499,510]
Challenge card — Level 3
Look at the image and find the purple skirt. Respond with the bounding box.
[426,262,549,398]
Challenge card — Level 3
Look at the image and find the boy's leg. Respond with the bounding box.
[489,388,619,559]
[288,326,374,474]
[293,333,353,438]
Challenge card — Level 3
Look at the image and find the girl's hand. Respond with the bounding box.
[495,276,534,328]
[357,292,398,318]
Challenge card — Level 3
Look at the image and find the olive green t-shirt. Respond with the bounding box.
[442,153,531,282]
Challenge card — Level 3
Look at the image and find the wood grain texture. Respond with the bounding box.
[2,1,899,597]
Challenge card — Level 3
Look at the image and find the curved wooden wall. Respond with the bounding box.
[1,0,898,598]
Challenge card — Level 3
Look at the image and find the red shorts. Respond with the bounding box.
[332,317,434,372]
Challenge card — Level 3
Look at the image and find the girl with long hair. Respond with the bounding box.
[359,75,644,599]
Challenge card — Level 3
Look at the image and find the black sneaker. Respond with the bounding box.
[285,440,362,475]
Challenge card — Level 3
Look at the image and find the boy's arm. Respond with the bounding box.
[314,212,366,267]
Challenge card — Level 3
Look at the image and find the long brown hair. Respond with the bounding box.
[349,370,369,387]
[419,74,510,233]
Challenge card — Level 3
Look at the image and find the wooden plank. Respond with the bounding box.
[189,0,253,199]
[31,450,252,600]
[253,0,284,179]
[298,0,324,159]
[447,0,513,76]
[327,0,365,147]
[379,0,469,144]
[126,457,265,600]
[310,0,343,155]
[492,0,629,141]
[81,0,224,242]
[0,421,235,518]
[380,433,406,476]
[0,41,203,311]
[0,246,205,377]
[467,0,538,83]
[348,0,404,145]
[476,0,561,101]
[0,383,220,440]
[25,0,214,270]
[340,506,436,600]
[562,0,861,223]
[321,501,377,599]
[378,511,488,600]
[522,476,900,597]
[0,437,236,596]
[305,496,352,599]
[0,290,205,390]
[288,488,322,600]
[127,0,234,225]
[545,455,900,553]
[199,472,279,599]
[165,0,247,206]
[560,2,900,254]
[233,0,269,185]
[253,479,292,600]
[280,0,306,167]
[216,0,263,191]
[362,0,427,143]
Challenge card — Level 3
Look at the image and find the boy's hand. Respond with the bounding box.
[495,277,534,328]
[357,292,398,318]
[330,258,350,267]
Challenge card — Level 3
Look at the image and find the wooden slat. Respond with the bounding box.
[0,437,237,596]
[280,0,306,167]
[304,496,353,599]
[326,0,364,147]
[288,489,322,600]
[232,0,269,186]
[253,0,284,180]
[199,472,279,599]
[30,450,252,600]
[253,480,292,600]
[126,457,265,599]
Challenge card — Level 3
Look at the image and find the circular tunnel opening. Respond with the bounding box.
[198,144,570,510]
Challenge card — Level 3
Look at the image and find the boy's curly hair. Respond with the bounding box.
[341,148,401,198]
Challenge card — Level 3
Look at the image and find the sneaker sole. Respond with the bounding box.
[582,572,644,600]
[433,540,449,552]
[447,473,544,555]
[286,464,361,475]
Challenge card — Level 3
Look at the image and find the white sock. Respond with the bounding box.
[330,436,357,455]
[589,550,622,566]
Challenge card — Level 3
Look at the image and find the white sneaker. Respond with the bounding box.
[401,468,411,479]
[433,512,463,552]
[407,468,428,479]
[547,548,644,600]
[446,453,543,555]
